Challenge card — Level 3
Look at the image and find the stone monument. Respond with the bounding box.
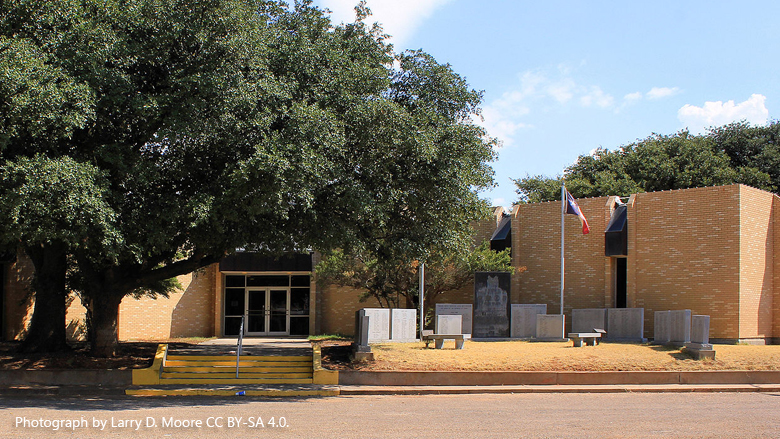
[653,310,671,344]
[435,304,473,335]
[352,313,373,361]
[510,304,546,338]
[606,308,646,342]
[572,308,607,333]
[389,308,417,342]
[669,309,692,345]
[359,308,390,343]
[436,314,463,335]
[473,272,511,338]
[684,315,715,359]
[535,314,566,341]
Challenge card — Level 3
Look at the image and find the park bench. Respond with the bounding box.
[422,330,466,349]
[568,332,602,347]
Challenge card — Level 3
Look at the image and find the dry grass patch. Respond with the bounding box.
[355,340,780,371]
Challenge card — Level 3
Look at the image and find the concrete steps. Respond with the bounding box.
[159,355,313,385]
[129,343,339,396]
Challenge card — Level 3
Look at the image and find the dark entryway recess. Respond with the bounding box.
[615,258,627,308]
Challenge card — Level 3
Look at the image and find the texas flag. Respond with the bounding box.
[564,189,590,234]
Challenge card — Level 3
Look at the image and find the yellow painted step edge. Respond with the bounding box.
[165,362,311,368]
[166,355,311,361]
[132,344,167,385]
[312,344,339,385]
[159,378,314,385]
[161,373,313,379]
[163,366,312,373]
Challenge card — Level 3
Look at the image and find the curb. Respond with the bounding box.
[338,384,780,395]
[338,370,780,386]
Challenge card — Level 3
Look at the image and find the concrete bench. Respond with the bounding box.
[568,332,602,347]
[423,333,465,349]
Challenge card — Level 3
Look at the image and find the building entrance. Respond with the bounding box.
[246,289,289,335]
[223,273,310,337]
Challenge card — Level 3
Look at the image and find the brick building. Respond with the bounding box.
[1,184,778,343]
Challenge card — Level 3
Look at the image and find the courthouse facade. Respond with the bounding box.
[2,184,779,343]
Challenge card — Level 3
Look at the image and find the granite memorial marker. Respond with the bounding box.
[435,304,473,335]
[436,314,463,335]
[473,272,511,338]
[360,308,390,343]
[606,308,646,342]
[670,309,692,345]
[390,308,417,342]
[510,304,547,338]
[653,310,671,344]
[572,308,608,333]
[535,314,565,341]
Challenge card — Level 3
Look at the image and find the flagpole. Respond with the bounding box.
[560,179,565,316]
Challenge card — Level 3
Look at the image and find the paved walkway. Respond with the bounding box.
[167,338,313,356]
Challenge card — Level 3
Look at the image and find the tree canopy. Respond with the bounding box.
[515,121,779,203]
[0,0,497,355]
[316,241,514,314]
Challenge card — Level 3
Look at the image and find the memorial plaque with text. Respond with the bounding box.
[390,308,417,342]
[435,304,473,335]
[511,304,546,338]
[361,308,390,343]
[473,272,511,338]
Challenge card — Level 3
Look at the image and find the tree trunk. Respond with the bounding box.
[89,291,123,357]
[20,243,69,353]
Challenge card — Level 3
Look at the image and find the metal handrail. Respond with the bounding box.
[236,315,244,378]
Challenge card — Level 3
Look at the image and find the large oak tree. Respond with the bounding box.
[0,0,496,355]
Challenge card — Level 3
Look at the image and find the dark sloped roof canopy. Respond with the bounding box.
[605,204,628,256]
[490,214,512,253]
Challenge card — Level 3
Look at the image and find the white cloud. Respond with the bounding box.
[479,68,616,147]
[624,92,643,101]
[646,87,681,100]
[622,87,681,104]
[677,94,769,134]
[545,78,576,104]
[317,0,453,47]
[580,86,614,108]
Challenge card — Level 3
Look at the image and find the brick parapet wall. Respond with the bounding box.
[512,196,610,320]
[775,195,780,340]
[738,185,774,339]
[631,185,742,339]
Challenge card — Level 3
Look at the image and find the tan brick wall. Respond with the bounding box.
[631,185,741,339]
[775,195,780,340]
[3,251,33,340]
[3,250,87,342]
[65,295,87,341]
[118,266,216,340]
[319,285,383,336]
[738,185,774,339]
[512,196,610,319]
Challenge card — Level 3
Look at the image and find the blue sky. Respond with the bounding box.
[315,1,779,207]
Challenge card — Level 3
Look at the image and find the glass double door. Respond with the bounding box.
[246,289,289,335]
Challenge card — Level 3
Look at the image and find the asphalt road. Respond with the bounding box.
[1,392,779,438]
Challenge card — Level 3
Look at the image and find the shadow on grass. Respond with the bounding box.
[649,344,694,361]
